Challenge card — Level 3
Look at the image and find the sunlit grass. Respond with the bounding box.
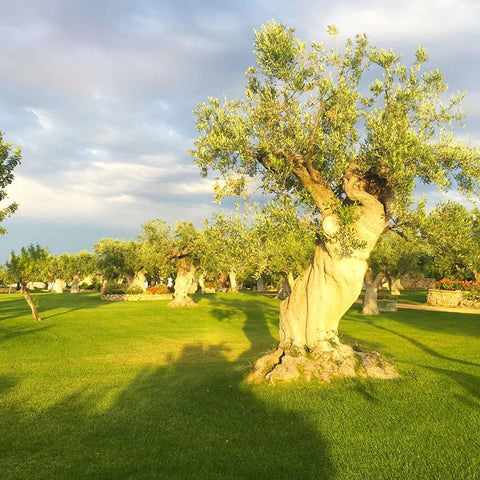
[1,291,479,479]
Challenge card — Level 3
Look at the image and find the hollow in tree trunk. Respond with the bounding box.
[248,170,399,384]
[362,268,385,315]
[21,284,41,321]
[168,256,197,307]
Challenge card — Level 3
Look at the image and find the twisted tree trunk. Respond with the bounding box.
[228,270,238,293]
[168,256,197,307]
[362,268,385,315]
[70,274,80,294]
[248,168,399,383]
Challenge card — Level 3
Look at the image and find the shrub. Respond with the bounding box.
[125,284,144,295]
[103,282,126,295]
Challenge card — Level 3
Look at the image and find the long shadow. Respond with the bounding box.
[0,292,106,323]
[0,343,335,480]
[357,316,480,368]
[204,293,279,363]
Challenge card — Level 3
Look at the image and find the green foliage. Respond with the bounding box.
[138,218,174,282]
[102,281,126,295]
[0,132,21,235]
[251,198,315,277]
[94,238,142,282]
[421,201,478,279]
[191,21,479,241]
[6,244,49,286]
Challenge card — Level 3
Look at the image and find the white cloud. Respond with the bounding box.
[26,108,53,131]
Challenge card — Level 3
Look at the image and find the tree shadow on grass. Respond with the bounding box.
[205,294,279,364]
[0,292,105,323]
[0,343,335,480]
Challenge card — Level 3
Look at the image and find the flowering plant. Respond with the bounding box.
[204,281,217,289]
[434,278,480,301]
[144,285,171,295]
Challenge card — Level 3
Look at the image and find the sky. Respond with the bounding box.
[1,0,479,262]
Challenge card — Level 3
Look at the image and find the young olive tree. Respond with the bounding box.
[191,22,480,382]
[421,201,479,281]
[138,218,175,285]
[6,245,48,321]
[252,199,315,298]
[0,132,21,234]
[203,206,254,293]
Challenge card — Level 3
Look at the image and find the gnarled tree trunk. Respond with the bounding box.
[54,277,64,294]
[276,272,292,300]
[228,270,238,293]
[474,270,480,284]
[248,170,399,383]
[256,275,265,292]
[132,268,148,292]
[168,256,197,307]
[70,274,80,294]
[362,268,384,315]
[389,276,403,296]
[198,272,206,294]
[21,284,41,321]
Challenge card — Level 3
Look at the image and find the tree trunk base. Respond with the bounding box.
[167,297,198,308]
[247,341,399,384]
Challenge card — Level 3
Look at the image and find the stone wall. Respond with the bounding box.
[102,294,173,301]
[427,289,480,308]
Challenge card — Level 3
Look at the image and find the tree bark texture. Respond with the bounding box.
[198,273,206,294]
[168,256,197,307]
[256,276,265,292]
[362,268,384,315]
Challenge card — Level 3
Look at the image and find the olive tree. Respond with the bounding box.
[6,245,48,321]
[421,201,479,280]
[251,199,315,298]
[168,221,201,307]
[0,132,21,234]
[190,22,480,382]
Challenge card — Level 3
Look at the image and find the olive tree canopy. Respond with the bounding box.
[190,22,480,383]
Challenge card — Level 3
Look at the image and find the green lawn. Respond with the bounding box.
[1,291,479,479]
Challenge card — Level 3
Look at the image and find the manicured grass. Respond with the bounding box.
[1,291,479,479]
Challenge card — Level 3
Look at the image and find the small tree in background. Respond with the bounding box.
[252,199,315,298]
[6,245,48,321]
[138,218,174,285]
[421,201,478,281]
[203,206,254,293]
[0,132,21,235]
[168,221,201,307]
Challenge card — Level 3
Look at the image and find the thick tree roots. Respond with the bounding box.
[167,297,198,308]
[247,340,399,384]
